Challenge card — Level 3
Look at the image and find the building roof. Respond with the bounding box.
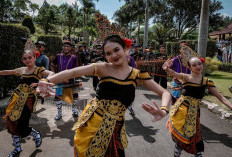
[209,23,232,36]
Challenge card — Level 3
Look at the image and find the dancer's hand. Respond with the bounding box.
[162,58,173,71]
[30,83,38,88]
[36,80,55,98]
[142,101,167,122]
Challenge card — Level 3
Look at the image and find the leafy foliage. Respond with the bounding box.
[22,16,35,34]
[153,0,223,39]
[0,23,29,98]
[37,35,62,56]
[205,57,221,75]
[218,63,232,73]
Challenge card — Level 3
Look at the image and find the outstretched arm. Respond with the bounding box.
[47,64,95,84]
[0,68,22,76]
[142,79,172,122]
[209,87,232,110]
[41,70,55,78]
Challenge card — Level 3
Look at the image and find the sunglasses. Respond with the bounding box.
[36,45,42,48]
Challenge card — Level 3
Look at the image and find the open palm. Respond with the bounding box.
[142,101,167,122]
[36,81,55,98]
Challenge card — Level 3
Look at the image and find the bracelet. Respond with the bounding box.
[41,78,50,82]
[160,106,169,115]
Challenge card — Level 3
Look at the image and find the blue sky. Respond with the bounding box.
[217,0,232,17]
[31,0,232,20]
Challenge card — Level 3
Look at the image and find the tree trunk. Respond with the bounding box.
[86,14,89,45]
[83,13,86,43]
[137,17,140,45]
[143,0,149,49]
[129,19,132,39]
[198,0,210,58]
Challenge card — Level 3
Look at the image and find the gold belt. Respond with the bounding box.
[170,95,201,138]
[95,108,124,121]
[8,84,37,121]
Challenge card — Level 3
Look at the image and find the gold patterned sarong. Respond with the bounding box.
[6,84,37,121]
[170,95,201,138]
[73,98,128,157]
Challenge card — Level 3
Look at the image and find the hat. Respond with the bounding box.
[63,40,73,46]
[35,41,46,46]
[160,45,165,48]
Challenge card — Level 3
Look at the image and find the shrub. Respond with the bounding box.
[205,57,221,75]
[0,23,30,98]
[218,63,232,73]
[37,35,62,56]
[22,16,35,34]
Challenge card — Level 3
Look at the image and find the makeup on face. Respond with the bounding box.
[63,45,71,48]
[22,56,33,61]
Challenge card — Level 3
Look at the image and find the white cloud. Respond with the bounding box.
[222,12,232,17]
[30,0,81,7]
[29,0,82,16]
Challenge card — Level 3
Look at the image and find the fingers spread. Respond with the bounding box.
[152,101,160,110]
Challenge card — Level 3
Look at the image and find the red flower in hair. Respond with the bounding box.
[34,51,40,58]
[199,57,205,63]
[123,38,132,49]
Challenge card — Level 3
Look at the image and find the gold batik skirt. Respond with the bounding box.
[73,98,128,157]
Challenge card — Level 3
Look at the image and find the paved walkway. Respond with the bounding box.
[0,77,232,157]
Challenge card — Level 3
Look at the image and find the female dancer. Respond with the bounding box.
[143,56,232,157]
[0,50,54,157]
[38,35,172,157]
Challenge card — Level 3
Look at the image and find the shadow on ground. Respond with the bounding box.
[125,115,158,143]
[201,124,232,148]
[144,94,161,100]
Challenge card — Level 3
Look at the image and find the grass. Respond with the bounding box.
[204,71,232,111]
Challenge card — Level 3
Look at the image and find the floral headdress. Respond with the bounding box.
[180,45,201,67]
[24,38,35,52]
[23,38,39,57]
[95,12,127,41]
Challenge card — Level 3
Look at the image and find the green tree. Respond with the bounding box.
[0,0,13,22]
[79,0,98,43]
[58,2,82,39]
[29,3,39,17]
[11,0,31,21]
[152,23,176,45]
[153,0,223,39]
[36,0,57,34]
[223,16,232,27]
[22,16,35,34]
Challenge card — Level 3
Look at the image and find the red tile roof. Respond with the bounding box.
[209,23,232,36]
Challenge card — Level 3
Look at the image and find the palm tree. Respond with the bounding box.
[152,23,176,45]
[118,0,145,44]
[79,0,98,44]
[87,15,98,44]
[143,0,149,49]
[198,0,210,58]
